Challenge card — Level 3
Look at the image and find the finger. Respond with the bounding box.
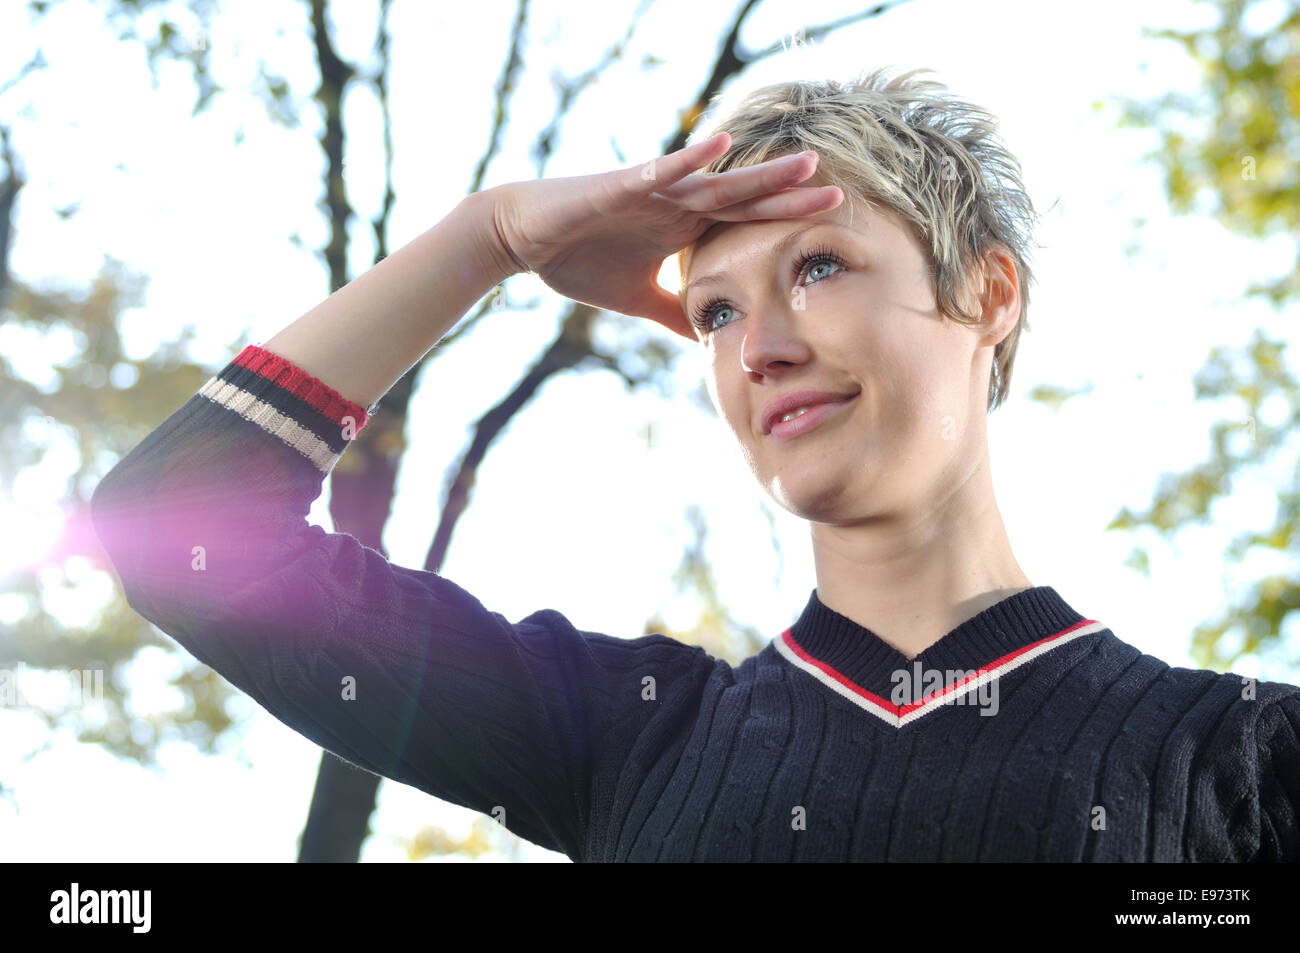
[623,132,731,195]
[657,150,822,210]
[708,184,845,223]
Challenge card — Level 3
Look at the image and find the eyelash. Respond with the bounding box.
[690,244,848,334]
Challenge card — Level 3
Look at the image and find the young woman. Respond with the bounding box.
[91,68,1299,862]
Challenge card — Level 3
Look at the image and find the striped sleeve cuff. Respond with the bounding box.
[198,344,374,474]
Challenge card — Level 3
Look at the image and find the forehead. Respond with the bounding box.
[685,191,886,283]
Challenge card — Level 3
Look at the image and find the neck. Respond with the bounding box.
[809,451,1030,661]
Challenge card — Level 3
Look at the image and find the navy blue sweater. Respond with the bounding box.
[89,344,1300,861]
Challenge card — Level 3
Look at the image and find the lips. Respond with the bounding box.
[761,388,859,436]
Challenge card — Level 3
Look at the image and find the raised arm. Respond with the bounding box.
[89,335,719,859]
[90,139,836,858]
[260,187,519,411]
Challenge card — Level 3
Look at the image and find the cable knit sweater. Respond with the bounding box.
[89,344,1300,862]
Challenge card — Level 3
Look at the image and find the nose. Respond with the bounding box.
[740,294,810,378]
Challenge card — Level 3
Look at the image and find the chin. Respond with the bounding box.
[767,475,855,523]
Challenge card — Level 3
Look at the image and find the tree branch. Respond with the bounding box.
[370,0,395,265]
[423,305,600,572]
[0,124,25,313]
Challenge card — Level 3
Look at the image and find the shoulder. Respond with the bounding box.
[1070,630,1300,742]
[508,606,730,685]
[1085,628,1290,697]
[1249,683,1300,750]
[1243,682,1300,860]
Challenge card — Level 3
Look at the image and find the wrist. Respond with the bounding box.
[463,186,529,285]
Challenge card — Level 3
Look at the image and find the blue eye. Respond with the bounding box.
[690,294,734,333]
[689,244,847,335]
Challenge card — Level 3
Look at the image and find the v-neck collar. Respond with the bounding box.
[772,586,1106,729]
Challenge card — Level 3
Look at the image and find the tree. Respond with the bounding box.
[1107,0,1299,672]
[6,0,914,861]
[1,45,244,791]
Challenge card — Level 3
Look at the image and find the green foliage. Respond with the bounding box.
[639,504,769,665]
[0,260,249,770]
[1025,382,1094,414]
[1110,0,1299,673]
[34,0,302,129]
[1118,0,1300,302]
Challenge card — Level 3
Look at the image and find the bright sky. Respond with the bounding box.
[1,0,1296,862]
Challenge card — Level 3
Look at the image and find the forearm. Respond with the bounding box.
[262,187,520,410]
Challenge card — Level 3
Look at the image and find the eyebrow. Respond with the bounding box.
[682,221,858,297]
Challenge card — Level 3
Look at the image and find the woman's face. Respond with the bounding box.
[682,190,1008,524]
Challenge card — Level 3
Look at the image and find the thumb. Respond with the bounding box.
[631,283,698,342]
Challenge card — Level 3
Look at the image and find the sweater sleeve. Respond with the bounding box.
[89,344,711,860]
[1253,688,1300,862]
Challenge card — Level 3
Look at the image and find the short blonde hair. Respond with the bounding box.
[678,67,1041,413]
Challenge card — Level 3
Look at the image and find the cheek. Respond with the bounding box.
[857,329,947,424]
[703,370,746,437]
[718,391,747,437]
[891,348,970,441]
[704,367,724,417]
